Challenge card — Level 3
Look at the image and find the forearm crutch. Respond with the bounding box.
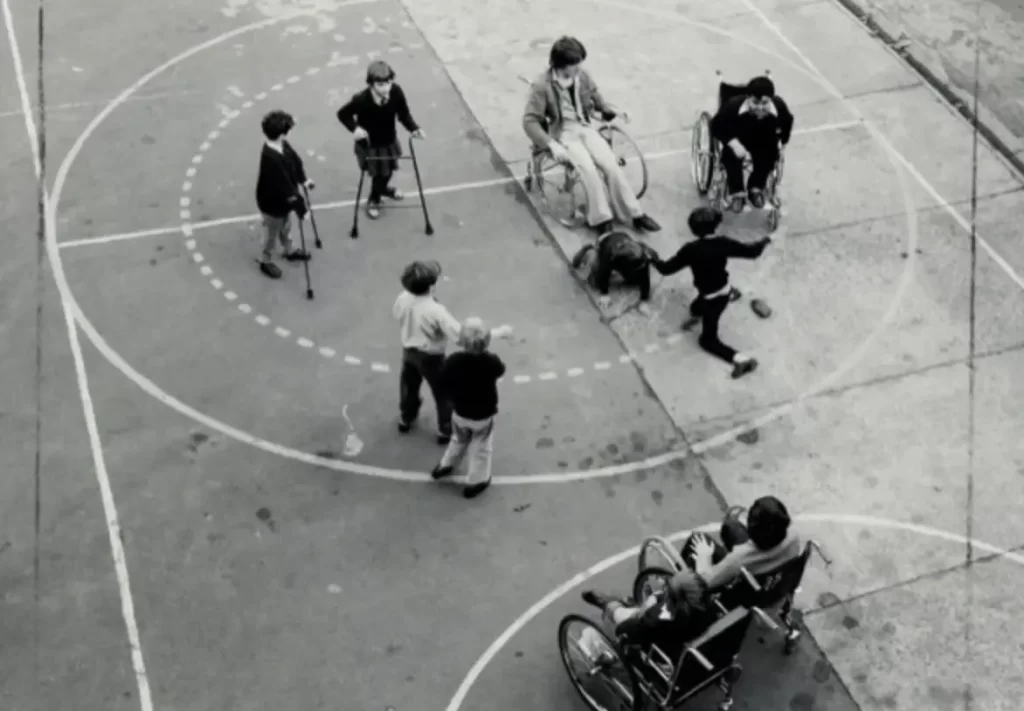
[408,135,434,236]
[302,185,323,249]
[349,167,367,239]
[296,214,314,300]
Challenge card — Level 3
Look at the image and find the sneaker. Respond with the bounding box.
[731,357,758,379]
[591,219,614,236]
[259,261,282,279]
[431,464,454,480]
[366,202,381,219]
[463,479,491,499]
[383,187,405,201]
[284,249,310,262]
[632,214,661,232]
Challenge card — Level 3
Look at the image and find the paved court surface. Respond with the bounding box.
[2,0,1024,709]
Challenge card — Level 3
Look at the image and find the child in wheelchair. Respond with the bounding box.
[677,496,803,592]
[711,75,794,213]
[570,230,659,315]
[578,567,717,667]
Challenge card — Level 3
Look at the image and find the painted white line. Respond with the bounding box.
[732,0,1024,291]
[2,0,153,708]
[343,355,362,365]
[320,346,336,357]
[442,513,1024,711]
[57,121,859,250]
[0,88,204,119]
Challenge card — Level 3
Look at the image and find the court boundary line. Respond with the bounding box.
[56,119,862,250]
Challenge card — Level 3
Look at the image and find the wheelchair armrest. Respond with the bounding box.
[751,606,780,630]
[809,540,833,567]
[740,567,762,592]
[684,646,715,672]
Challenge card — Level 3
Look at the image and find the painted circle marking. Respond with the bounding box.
[442,513,1024,711]
[48,1,918,483]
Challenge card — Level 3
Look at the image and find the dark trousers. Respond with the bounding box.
[369,175,393,203]
[690,293,737,363]
[399,348,452,435]
[721,144,779,195]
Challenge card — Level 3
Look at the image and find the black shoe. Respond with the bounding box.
[581,590,609,608]
[681,316,700,332]
[431,464,453,480]
[397,419,414,434]
[591,219,614,236]
[463,480,491,499]
[632,214,661,232]
[731,358,758,379]
[259,261,282,279]
[748,189,765,209]
[729,287,742,302]
[729,195,746,213]
[284,249,311,262]
[437,433,452,445]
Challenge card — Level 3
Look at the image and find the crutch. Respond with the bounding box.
[302,184,323,249]
[408,135,434,235]
[296,213,314,300]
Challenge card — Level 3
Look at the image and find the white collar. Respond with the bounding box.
[265,139,284,153]
[739,97,777,116]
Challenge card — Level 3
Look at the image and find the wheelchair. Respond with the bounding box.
[690,70,785,232]
[523,119,648,229]
[632,530,831,656]
[559,605,754,711]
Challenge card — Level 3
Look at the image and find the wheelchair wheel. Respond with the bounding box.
[632,566,674,604]
[599,125,648,200]
[691,112,715,195]
[535,153,588,228]
[559,614,641,711]
[637,537,685,575]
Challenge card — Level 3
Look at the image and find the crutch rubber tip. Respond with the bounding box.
[349,229,358,239]
[425,224,434,236]
[307,289,314,300]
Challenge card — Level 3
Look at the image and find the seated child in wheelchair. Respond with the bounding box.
[579,568,718,665]
[677,496,802,592]
[571,230,658,314]
[711,76,794,213]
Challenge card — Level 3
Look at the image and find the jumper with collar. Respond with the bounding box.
[255,140,307,218]
[653,234,770,296]
[336,84,419,147]
[589,231,654,300]
[522,69,617,149]
[710,95,794,153]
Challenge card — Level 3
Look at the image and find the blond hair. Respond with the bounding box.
[460,317,491,353]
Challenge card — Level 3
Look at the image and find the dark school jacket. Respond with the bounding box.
[522,69,617,149]
[653,236,770,296]
[255,141,307,218]
[711,95,794,151]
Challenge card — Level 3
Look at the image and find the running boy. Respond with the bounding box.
[254,110,315,279]
[393,261,512,444]
[336,60,424,220]
[648,207,772,378]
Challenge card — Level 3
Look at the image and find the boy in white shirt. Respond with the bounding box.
[393,260,511,444]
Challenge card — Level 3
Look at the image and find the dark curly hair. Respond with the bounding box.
[261,110,295,141]
[400,260,442,295]
[746,496,791,550]
[549,36,587,70]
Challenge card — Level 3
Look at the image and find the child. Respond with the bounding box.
[254,110,314,279]
[571,230,658,314]
[430,318,506,499]
[393,260,511,444]
[336,60,424,220]
[648,207,772,378]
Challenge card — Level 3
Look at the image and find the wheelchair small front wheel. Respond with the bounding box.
[558,614,642,711]
[632,566,674,604]
[536,154,588,228]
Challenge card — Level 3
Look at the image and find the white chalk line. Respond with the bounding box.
[1,0,154,708]
[442,513,1024,711]
[57,118,861,250]
[0,88,204,119]
[46,2,923,485]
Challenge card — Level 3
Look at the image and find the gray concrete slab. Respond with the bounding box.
[807,554,1024,711]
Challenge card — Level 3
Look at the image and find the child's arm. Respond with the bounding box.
[593,253,614,296]
[490,353,507,380]
[651,244,691,276]
[284,141,308,185]
[774,96,794,146]
[336,94,360,132]
[393,85,420,133]
[637,265,652,301]
[723,236,771,260]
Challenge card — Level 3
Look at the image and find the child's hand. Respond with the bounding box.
[597,295,612,309]
[353,127,369,141]
[304,179,315,191]
[636,302,651,317]
[411,128,425,139]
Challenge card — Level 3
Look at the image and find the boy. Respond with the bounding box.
[571,230,658,313]
[430,318,505,499]
[254,110,315,279]
[393,261,512,444]
[649,207,772,379]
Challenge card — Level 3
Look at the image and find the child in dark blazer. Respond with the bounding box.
[336,60,424,220]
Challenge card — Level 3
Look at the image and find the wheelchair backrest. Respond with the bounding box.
[717,82,748,108]
[668,607,753,692]
[721,542,813,610]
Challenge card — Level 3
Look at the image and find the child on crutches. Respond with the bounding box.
[254,110,315,279]
[336,60,424,220]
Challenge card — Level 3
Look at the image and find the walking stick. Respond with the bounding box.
[296,214,314,300]
[350,168,366,239]
[302,184,322,249]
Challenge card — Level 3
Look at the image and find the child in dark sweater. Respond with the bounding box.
[336,60,424,220]
[254,110,314,279]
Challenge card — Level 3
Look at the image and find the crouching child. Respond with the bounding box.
[430,318,506,499]
[571,230,658,314]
